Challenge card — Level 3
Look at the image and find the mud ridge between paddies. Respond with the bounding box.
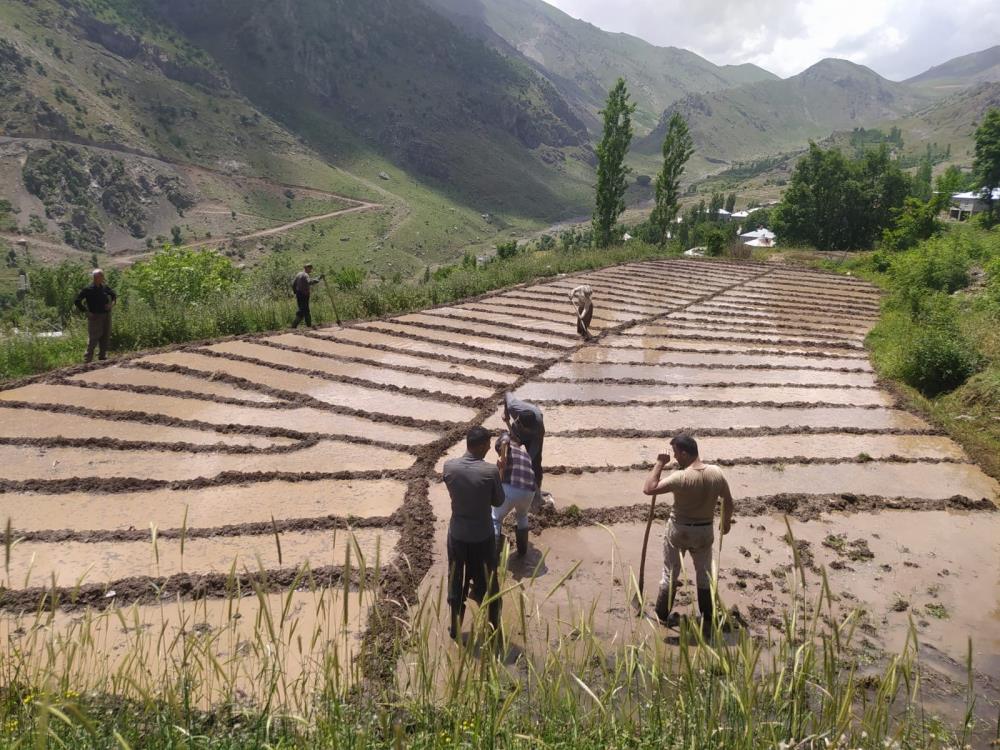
[2,258,998,702]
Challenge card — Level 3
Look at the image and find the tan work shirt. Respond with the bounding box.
[659,464,731,525]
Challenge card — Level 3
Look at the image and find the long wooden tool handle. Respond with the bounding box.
[637,493,658,600]
[323,277,342,325]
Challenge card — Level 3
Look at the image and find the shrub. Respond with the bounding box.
[898,323,979,396]
[495,240,519,260]
[124,246,240,308]
[331,266,365,291]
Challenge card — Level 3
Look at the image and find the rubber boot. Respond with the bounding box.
[449,604,464,641]
[697,587,714,641]
[654,585,677,626]
[515,527,529,557]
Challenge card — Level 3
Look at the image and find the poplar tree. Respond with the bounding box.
[650,112,693,244]
[593,78,635,247]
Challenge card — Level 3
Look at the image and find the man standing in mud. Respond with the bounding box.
[503,392,547,508]
[443,426,505,640]
[74,268,117,363]
[642,433,734,638]
[291,263,323,328]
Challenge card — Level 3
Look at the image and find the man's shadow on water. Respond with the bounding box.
[456,629,525,666]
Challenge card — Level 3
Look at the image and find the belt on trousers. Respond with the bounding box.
[673,520,713,527]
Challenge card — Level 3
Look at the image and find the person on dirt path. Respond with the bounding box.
[74,269,117,363]
[443,426,505,641]
[502,393,548,510]
[291,263,324,329]
[570,284,594,339]
[642,433,734,639]
[492,431,536,557]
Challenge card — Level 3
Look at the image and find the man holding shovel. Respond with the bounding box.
[291,263,324,328]
[503,393,548,511]
[569,284,594,339]
[642,433,734,638]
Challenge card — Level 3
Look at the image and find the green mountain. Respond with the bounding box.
[424,0,778,133]
[0,0,598,277]
[907,45,1000,92]
[635,58,936,174]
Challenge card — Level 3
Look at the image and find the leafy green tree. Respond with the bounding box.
[882,197,941,251]
[973,107,1000,223]
[125,246,239,308]
[774,143,909,250]
[170,225,182,246]
[593,78,635,248]
[912,157,933,202]
[934,165,970,211]
[649,112,693,244]
[708,192,724,221]
[724,192,737,213]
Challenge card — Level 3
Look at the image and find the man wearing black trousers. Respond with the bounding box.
[291,263,323,328]
[443,426,505,640]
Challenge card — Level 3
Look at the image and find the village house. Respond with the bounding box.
[949,188,1000,220]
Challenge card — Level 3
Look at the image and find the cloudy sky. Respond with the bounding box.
[544,0,1000,79]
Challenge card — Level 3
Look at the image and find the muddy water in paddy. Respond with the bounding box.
[1,380,438,445]
[541,362,877,387]
[70,366,279,402]
[0,440,414,483]
[541,404,928,432]
[318,328,530,369]
[570,346,872,370]
[541,464,998,509]
[2,588,372,709]
[5,527,399,589]
[542,433,966,466]
[622,327,864,348]
[357,321,553,360]
[138,352,475,423]
[266,333,515,384]
[393,313,574,348]
[3,478,406,533]
[515,381,892,406]
[600,334,860,357]
[0,406,290,448]
[202,341,495,400]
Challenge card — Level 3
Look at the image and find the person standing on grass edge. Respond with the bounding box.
[74,268,117,363]
[642,433,734,638]
[291,263,323,328]
[443,426,505,640]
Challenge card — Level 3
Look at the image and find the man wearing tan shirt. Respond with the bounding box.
[642,433,734,637]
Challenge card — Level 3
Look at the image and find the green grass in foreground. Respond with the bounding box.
[0,525,979,748]
[1,242,673,383]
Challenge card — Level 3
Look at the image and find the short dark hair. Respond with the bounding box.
[670,433,698,456]
[467,426,491,450]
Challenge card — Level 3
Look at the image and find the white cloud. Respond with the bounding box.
[543,0,1000,79]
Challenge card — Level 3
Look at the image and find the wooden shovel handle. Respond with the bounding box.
[637,493,658,599]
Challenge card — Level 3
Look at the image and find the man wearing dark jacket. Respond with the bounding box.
[74,269,117,363]
[443,426,505,640]
[291,263,323,328]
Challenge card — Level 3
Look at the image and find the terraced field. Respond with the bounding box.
[1,259,998,714]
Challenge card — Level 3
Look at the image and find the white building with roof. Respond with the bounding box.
[950,188,1000,221]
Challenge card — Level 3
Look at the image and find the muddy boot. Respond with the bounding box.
[449,605,464,641]
[697,587,714,641]
[515,527,529,557]
[654,585,679,627]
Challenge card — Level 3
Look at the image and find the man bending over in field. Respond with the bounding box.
[642,433,734,638]
[569,284,594,338]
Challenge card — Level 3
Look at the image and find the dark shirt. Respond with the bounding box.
[74,283,117,315]
[504,394,545,482]
[444,451,504,543]
[293,271,320,297]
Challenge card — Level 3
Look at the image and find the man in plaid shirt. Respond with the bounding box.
[492,432,536,556]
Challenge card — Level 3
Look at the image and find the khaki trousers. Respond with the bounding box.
[85,313,111,362]
[661,519,714,590]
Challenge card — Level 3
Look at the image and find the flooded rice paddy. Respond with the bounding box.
[1,258,997,722]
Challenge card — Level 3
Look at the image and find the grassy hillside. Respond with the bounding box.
[425,0,777,134]
[634,59,937,176]
[0,0,562,280]
[907,44,1000,92]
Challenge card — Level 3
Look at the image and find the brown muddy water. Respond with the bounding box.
[2,478,407,532]
[4,527,399,590]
